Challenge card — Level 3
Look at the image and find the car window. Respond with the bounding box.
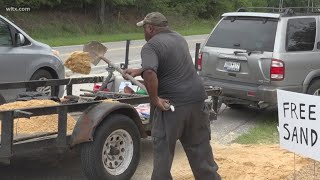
[206,17,278,52]
[0,19,12,46]
[286,18,316,52]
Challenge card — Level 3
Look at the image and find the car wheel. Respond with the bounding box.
[80,114,141,180]
[307,80,320,96]
[27,69,58,96]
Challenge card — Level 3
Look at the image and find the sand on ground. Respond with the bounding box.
[172,143,312,180]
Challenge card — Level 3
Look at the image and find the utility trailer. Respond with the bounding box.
[0,77,221,180]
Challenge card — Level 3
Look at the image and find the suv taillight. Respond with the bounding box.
[270,59,285,81]
[197,53,202,71]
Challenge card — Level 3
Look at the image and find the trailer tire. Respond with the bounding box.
[80,114,141,180]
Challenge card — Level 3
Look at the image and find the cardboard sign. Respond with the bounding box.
[277,90,320,161]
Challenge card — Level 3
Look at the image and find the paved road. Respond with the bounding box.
[55,34,207,72]
[60,34,207,96]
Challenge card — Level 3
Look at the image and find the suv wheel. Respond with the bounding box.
[27,69,58,96]
[307,80,320,96]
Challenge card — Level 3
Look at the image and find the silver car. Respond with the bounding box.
[0,15,65,103]
[199,8,320,108]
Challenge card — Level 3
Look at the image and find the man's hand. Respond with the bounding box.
[153,97,171,111]
[122,68,142,80]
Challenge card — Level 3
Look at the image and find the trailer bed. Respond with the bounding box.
[0,77,221,164]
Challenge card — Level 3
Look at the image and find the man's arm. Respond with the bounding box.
[139,43,169,110]
[123,68,143,79]
[143,69,169,111]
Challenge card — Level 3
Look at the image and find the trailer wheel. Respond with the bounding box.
[80,114,141,180]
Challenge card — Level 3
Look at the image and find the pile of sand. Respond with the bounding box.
[0,100,77,137]
[64,51,92,75]
[172,144,311,180]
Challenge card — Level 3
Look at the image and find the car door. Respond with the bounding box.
[0,18,27,101]
[279,17,320,89]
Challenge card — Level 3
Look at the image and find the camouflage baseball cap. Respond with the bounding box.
[136,12,168,27]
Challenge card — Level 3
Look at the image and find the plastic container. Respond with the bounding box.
[136,87,147,95]
[93,83,109,92]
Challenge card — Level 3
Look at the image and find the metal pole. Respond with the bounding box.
[294,153,296,180]
[279,0,283,12]
[314,160,316,180]
[124,40,130,69]
[57,106,68,149]
[67,84,72,95]
[195,43,201,71]
[0,111,14,164]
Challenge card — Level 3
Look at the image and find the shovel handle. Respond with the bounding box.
[98,56,148,94]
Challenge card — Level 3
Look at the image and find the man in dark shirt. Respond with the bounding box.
[124,12,220,180]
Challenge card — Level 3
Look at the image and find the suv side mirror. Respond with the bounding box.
[15,33,25,46]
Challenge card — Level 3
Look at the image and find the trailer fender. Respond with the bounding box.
[70,102,147,147]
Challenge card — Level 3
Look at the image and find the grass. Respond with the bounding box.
[36,21,214,47]
[4,11,216,46]
[233,111,279,144]
[32,18,215,47]
[39,33,144,47]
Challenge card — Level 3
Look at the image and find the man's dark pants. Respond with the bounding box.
[151,101,221,180]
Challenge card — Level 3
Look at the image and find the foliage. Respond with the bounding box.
[3,0,320,32]
[3,0,320,17]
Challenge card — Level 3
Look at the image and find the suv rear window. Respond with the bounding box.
[286,18,316,52]
[206,17,278,52]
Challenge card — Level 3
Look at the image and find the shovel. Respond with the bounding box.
[83,41,148,94]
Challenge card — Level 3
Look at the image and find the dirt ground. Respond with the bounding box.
[0,137,318,180]
[171,143,316,180]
